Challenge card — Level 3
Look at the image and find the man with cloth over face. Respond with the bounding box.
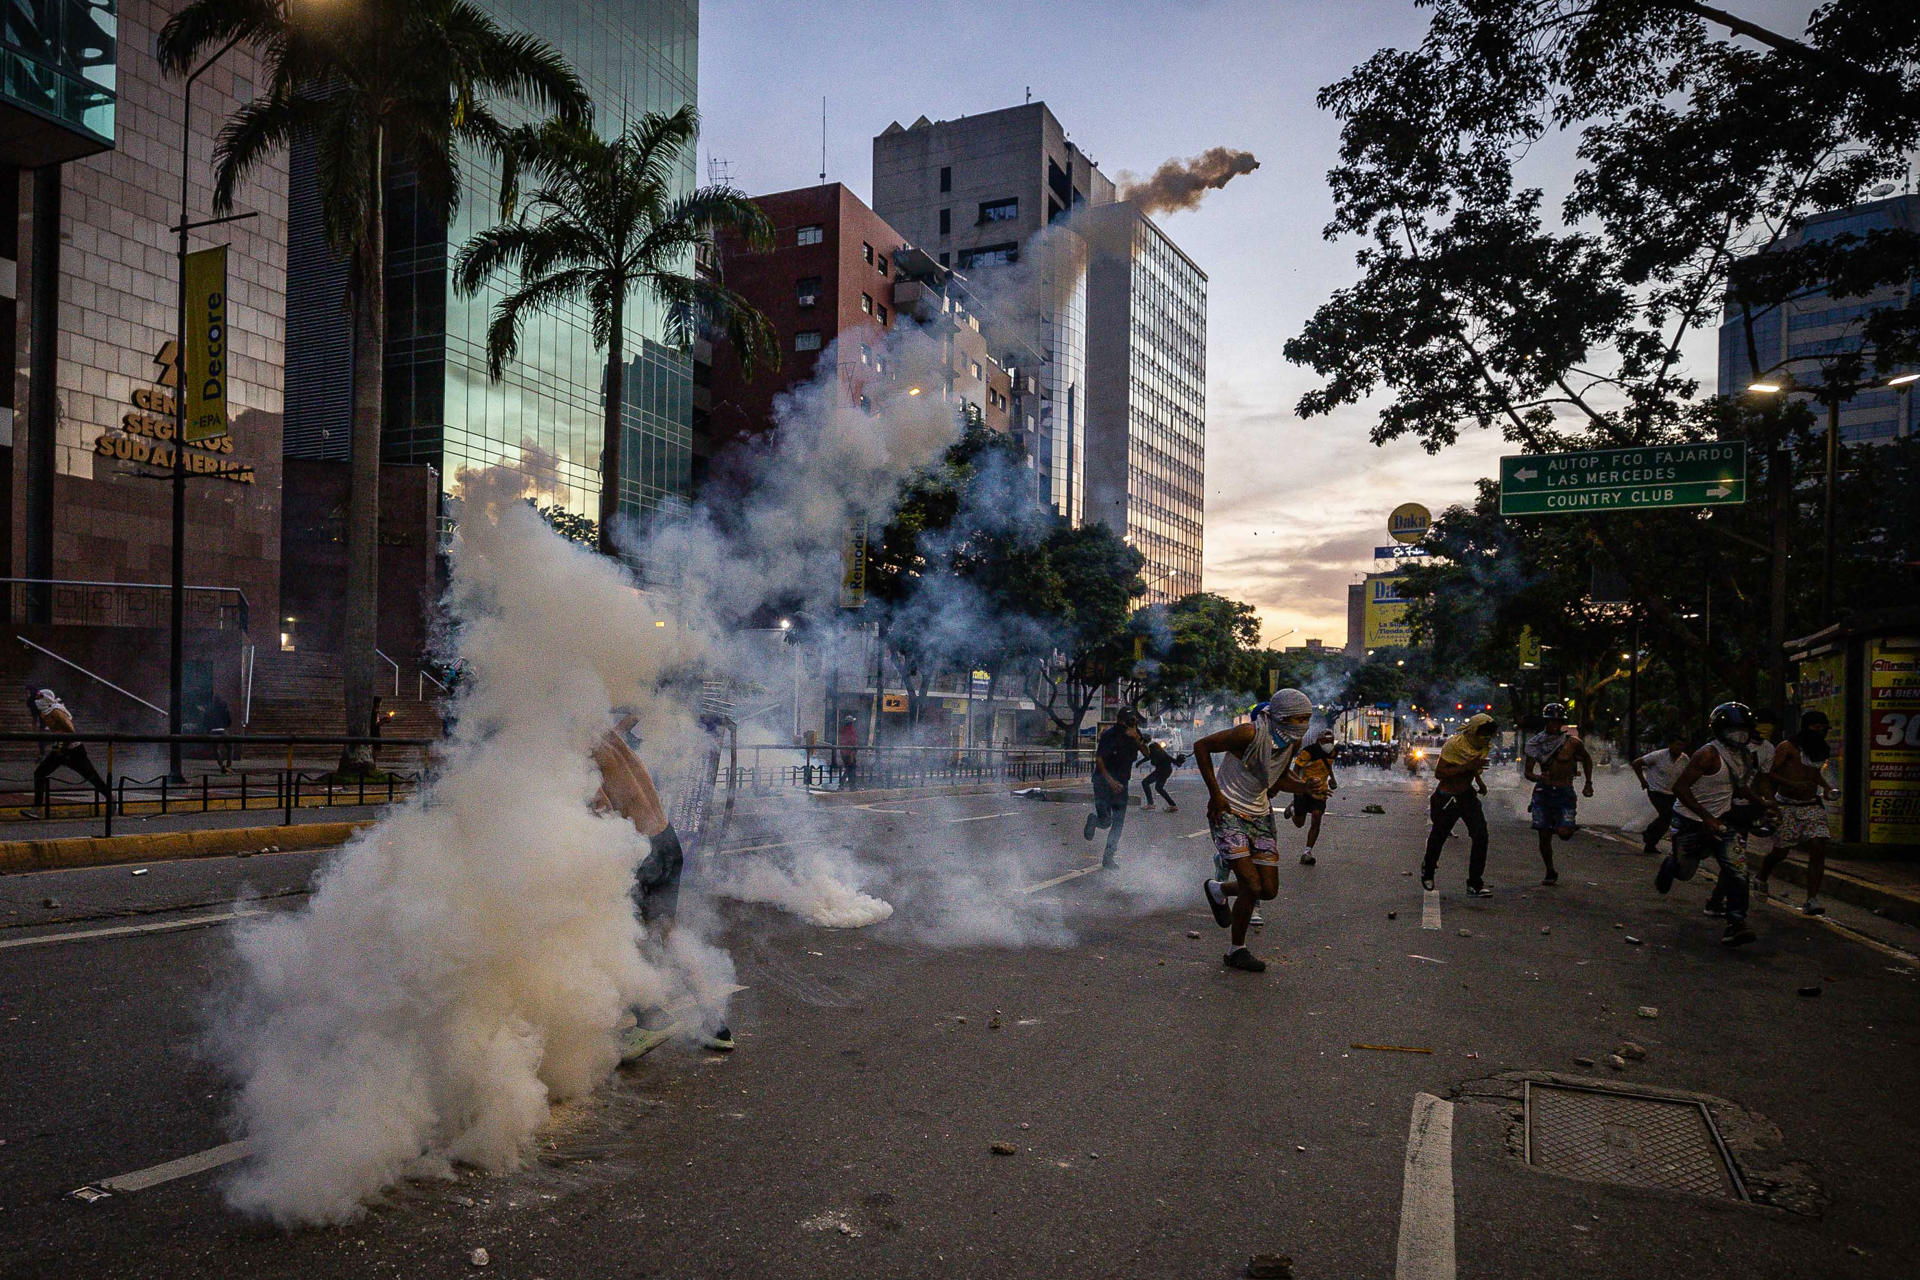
[1422,713,1499,897]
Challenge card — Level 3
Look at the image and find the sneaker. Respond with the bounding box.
[1720,923,1758,947]
[1101,854,1118,870]
[1655,857,1677,895]
[1143,802,1156,811]
[1223,947,1267,973]
[1467,884,1493,898]
[1083,813,1097,841]
[1542,870,1559,886]
[1250,911,1266,926]
[1164,803,1179,813]
[701,1024,736,1052]
[1203,878,1232,928]
[1420,875,1435,892]
[1701,903,1727,918]
[1299,851,1317,866]
[1799,898,1826,916]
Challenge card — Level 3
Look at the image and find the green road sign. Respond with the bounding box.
[1499,442,1746,515]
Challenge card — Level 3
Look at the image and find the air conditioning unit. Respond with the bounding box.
[797,293,819,308]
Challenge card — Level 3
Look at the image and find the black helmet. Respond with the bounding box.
[1709,701,1755,745]
[1541,702,1569,723]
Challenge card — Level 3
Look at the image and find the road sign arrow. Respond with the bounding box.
[1706,485,1732,498]
[1513,467,1538,481]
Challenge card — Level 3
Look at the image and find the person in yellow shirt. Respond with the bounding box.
[1421,713,1499,897]
[1284,729,1340,865]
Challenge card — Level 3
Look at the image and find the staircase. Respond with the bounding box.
[246,651,443,754]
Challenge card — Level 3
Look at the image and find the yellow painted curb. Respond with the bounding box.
[0,821,371,876]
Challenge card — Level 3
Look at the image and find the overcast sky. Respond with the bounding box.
[700,0,1813,647]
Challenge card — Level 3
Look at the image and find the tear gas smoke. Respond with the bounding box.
[1118,147,1260,216]
[711,850,894,929]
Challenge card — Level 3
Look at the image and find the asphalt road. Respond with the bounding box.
[2,764,1915,1278]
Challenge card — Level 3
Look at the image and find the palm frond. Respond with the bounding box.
[156,0,282,76]
[483,267,597,378]
[210,91,329,213]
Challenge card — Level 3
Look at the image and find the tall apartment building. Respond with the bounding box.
[1718,192,1919,442]
[286,0,701,524]
[702,184,1013,484]
[873,103,1115,523]
[1083,203,1206,604]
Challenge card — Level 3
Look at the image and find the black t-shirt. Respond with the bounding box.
[1095,725,1141,781]
[1142,741,1178,771]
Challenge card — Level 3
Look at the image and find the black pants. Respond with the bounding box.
[1141,766,1173,806]
[1643,791,1676,850]
[34,744,111,809]
[633,824,685,924]
[1423,789,1488,887]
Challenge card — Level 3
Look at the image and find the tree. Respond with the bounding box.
[454,107,777,558]
[1286,0,1920,708]
[159,0,588,765]
[1025,524,1146,742]
[1128,593,1261,715]
[531,500,596,547]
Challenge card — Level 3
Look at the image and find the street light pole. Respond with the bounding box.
[1822,395,1838,625]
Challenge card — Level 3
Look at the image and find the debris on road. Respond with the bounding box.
[1540,926,1551,935]
[1798,986,1823,998]
[1186,930,1201,939]
[469,1248,489,1267]
[1574,1057,1597,1068]
[68,1186,110,1203]
[990,1142,1017,1156]
[1246,1254,1295,1279]
[1362,804,1386,814]
[131,868,148,876]
[1606,1054,1628,1071]
[1350,1043,1434,1054]
[1624,935,1643,945]
[1619,1042,1647,1061]
[1387,911,1398,920]
[1637,1006,1659,1019]
[40,898,58,909]
[1457,928,1472,938]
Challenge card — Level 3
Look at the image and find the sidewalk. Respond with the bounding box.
[1766,849,1920,928]
[0,806,387,875]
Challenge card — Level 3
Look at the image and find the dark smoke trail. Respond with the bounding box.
[1118,147,1261,215]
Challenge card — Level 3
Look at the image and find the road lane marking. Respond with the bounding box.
[77,1140,253,1198]
[945,811,1018,824]
[1395,1093,1456,1280]
[1023,865,1104,895]
[1180,828,1211,839]
[0,910,264,951]
[1422,889,1441,931]
[713,840,803,855]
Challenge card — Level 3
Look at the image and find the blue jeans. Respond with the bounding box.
[1669,818,1748,923]
[1091,776,1127,858]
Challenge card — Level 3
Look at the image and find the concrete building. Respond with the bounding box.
[1718,193,1919,442]
[1346,582,1367,659]
[873,103,1116,523]
[286,0,701,524]
[701,184,1013,483]
[1083,202,1206,604]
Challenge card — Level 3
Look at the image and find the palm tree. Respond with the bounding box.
[158,0,589,766]
[453,106,777,558]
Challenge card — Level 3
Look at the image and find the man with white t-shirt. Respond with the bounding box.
[1630,731,1691,855]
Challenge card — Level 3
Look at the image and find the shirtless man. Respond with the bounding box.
[1656,702,1765,947]
[1193,688,1315,972]
[1757,710,1837,915]
[1522,703,1594,886]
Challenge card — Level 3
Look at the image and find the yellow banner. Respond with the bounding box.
[840,516,868,608]
[182,246,229,442]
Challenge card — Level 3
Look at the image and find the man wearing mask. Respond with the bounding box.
[1137,737,1186,811]
[1286,729,1340,865]
[1523,703,1594,886]
[24,687,112,817]
[1194,688,1315,972]
[1657,702,1766,948]
[1709,707,1779,917]
[1422,713,1498,896]
[1756,710,1837,915]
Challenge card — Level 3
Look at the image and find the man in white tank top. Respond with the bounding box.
[1193,688,1315,972]
[1655,702,1769,948]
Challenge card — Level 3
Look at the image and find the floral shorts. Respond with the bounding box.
[1211,809,1279,870]
[1774,802,1831,847]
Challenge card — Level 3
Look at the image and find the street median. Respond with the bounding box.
[0,820,370,876]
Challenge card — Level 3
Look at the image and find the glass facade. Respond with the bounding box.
[374,0,699,524]
[1,0,116,157]
[1121,215,1205,602]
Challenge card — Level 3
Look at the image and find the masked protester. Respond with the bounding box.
[1756,710,1838,915]
[1192,688,1316,972]
[24,687,112,817]
[1286,729,1340,865]
[1084,709,1146,868]
[1656,702,1767,948]
[1708,707,1779,917]
[1422,713,1498,896]
[1522,703,1594,885]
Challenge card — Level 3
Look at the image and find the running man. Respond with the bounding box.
[1522,703,1593,886]
[1084,709,1145,868]
[1286,729,1340,865]
[1137,738,1186,811]
[1710,707,1777,915]
[1756,710,1837,915]
[24,686,112,816]
[1195,688,1315,973]
[1655,702,1765,948]
[592,713,733,1053]
[1630,730,1690,856]
[1422,713,1498,896]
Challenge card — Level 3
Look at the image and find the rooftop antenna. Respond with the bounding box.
[708,155,735,187]
[820,96,827,186]
[1025,86,1032,104]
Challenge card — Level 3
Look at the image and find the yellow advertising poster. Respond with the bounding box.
[1865,637,1920,844]
[1363,573,1411,649]
[840,516,868,608]
[182,245,229,442]
[881,693,908,713]
[1796,649,1847,818]
[1518,625,1541,669]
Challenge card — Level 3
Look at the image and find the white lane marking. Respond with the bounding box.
[85,1140,253,1196]
[713,840,803,855]
[1180,828,1211,839]
[1395,1093,1457,1280]
[945,810,1019,824]
[854,804,915,815]
[0,910,264,952]
[1023,865,1104,895]
[1422,889,1442,931]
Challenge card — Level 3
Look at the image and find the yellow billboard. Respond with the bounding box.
[1363,573,1411,649]
[182,245,229,442]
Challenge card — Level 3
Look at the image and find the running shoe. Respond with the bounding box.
[1542,869,1560,886]
[1083,813,1097,841]
[1752,879,1770,902]
[1102,854,1118,870]
[1420,875,1435,892]
[1720,923,1758,947]
[1655,857,1677,895]
[1143,802,1156,810]
[1164,803,1179,813]
[1701,903,1727,918]
[1250,911,1266,926]
[1467,884,1493,898]
[1223,947,1267,973]
[1203,878,1232,928]
[1299,852,1317,866]
[1799,898,1826,916]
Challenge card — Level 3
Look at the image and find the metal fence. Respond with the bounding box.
[728,744,1094,793]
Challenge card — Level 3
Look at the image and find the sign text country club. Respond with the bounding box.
[1498,442,1746,515]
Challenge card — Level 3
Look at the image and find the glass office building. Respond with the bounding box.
[2,0,117,164]
[287,0,699,525]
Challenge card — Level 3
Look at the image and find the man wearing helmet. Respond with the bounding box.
[1193,688,1317,972]
[1523,703,1594,886]
[1656,702,1767,947]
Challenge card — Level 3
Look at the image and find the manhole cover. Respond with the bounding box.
[1524,1082,1746,1201]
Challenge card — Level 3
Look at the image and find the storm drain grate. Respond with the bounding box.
[1524,1082,1747,1202]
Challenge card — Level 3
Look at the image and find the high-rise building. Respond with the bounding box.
[286,0,701,525]
[1083,202,1206,604]
[1718,193,1919,443]
[873,103,1116,523]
